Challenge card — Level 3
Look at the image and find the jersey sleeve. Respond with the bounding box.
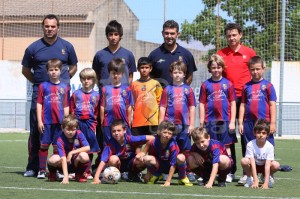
[101,145,112,163]
[228,82,236,102]
[37,84,44,105]
[159,88,168,108]
[70,92,76,115]
[188,87,196,107]
[63,85,70,108]
[56,138,67,157]
[126,86,134,106]
[128,52,137,73]
[199,83,207,104]
[169,142,179,166]
[267,83,277,102]
[21,48,34,68]
[66,43,78,66]
[245,141,254,158]
[155,82,163,105]
[211,146,221,164]
[100,87,107,108]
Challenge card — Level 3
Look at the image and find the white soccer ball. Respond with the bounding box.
[102,166,121,184]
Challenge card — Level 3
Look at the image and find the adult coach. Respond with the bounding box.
[22,14,78,177]
[148,20,197,87]
[92,20,136,86]
[217,23,256,183]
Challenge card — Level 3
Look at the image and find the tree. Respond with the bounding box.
[180,0,300,63]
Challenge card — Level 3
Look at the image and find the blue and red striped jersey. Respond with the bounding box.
[199,77,236,122]
[70,89,99,131]
[160,84,196,125]
[241,79,277,121]
[37,81,69,124]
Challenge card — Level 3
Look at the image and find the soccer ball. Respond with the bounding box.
[102,166,121,184]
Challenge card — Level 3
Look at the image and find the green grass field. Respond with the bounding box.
[0,133,300,199]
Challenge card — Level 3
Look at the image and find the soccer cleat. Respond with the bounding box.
[68,173,75,180]
[48,171,57,181]
[187,172,196,182]
[244,177,253,188]
[37,170,46,179]
[218,181,226,187]
[178,177,193,186]
[238,175,248,184]
[128,172,143,183]
[24,170,35,177]
[75,173,87,182]
[84,172,93,180]
[226,173,235,183]
[56,171,64,179]
[268,176,274,188]
[147,175,163,184]
[121,172,129,181]
[197,180,208,186]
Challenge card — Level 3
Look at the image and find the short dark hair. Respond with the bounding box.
[253,118,270,136]
[163,20,179,32]
[137,57,152,69]
[158,120,178,136]
[105,20,123,37]
[224,23,242,35]
[42,14,60,26]
[248,55,265,69]
[111,119,126,130]
[108,58,125,73]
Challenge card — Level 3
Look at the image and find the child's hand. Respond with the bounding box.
[135,152,145,161]
[60,177,69,184]
[261,183,269,189]
[251,180,259,189]
[228,121,235,132]
[91,178,101,184]
[188,125,194,135]
[204,182,213,189]
[161,181,171,187]
[270,122,276,134]
[38,122,44,134]
[67,153,72,164]
[238,124,244,135]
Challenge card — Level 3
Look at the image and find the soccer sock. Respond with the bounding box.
[47,163,56,173]
[38,147,49,171]
[218,167,231,182]
[76,162,90,175]
[146,164,160,176]
[52,144,58,154]
[177,162,187,179]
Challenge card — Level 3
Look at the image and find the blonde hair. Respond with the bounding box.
[191,127,210,142]
[79,68,97,86]
[207,54,225,72]
[62,115,78,129]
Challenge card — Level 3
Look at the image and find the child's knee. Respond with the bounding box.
[240,157,250,166]
[78,152,89,162]
[48,154,61,165]
[271,161,280,171]
[176,153,186,163]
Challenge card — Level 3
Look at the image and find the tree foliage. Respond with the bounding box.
[180,0,300,63]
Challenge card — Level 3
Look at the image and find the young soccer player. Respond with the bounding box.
[70,68,100,179]
[240,119,280,189]
[238,56,277,146]
[159,60,196,181]
[91,119,155,184]
[131,57,163,136]
[187,127,232,188]
[36,59,69,179]
[139,120,193,187]
[47,115,91,184]
[100,58,134,143]
[199,54,236,181]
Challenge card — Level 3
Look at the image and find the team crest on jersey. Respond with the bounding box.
[261,84,266,90]
[184,88,189,95]
[165,150,170,159]
[157,58,165,63]
[222,84,227,90]
[178,56,183,61]
[59,88,65,94]
[74,139,79,146]
[92,96,97,103]
[61,48,66,55]
[141,85,146,91]
[122,89,127,97]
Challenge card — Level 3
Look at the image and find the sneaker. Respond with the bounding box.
[244,177,253,188]
[198,179,208,186]
[24,170,35,177]
[84,172,93,180]
[56,171,64,179]
[48,171,57,181]
[187,172,196,182]
[238,175,248,184]
[147,175,163,184]
[75,173,87,182]
[37,170,46,179]
[268,176,274,188]
[68,173,75,180]
[121,172,129,181]
[218,181,226,187]
[178,177,193,186]
[226,173,235,183]
[128,172,143,183]
[163,173,168,181]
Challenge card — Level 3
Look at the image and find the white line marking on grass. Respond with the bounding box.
[0,186,299,199]
[0,140,26,142]
[0,166,24,169]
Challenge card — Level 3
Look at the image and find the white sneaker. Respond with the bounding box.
[244,177,253,187]
[56,171,64,179]
[163,173,168,181]
[68,173,75,180]
[238,175,248,184]
[37,170,46,179]
[24,170,35,177]
[268,176,274,188]
[226,173,235,183]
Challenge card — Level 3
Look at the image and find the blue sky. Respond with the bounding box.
[124,0,204,45]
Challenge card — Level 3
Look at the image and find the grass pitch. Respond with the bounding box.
[0,133,300,199]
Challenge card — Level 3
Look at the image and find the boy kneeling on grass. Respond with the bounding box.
[47,115,90,184]
[240,119,280,189]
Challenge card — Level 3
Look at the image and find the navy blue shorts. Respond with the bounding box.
[40,124,62,146]
[78,120,100,153]
[205,121,237,145]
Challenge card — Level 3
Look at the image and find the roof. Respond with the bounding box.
[0,0,104,16]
